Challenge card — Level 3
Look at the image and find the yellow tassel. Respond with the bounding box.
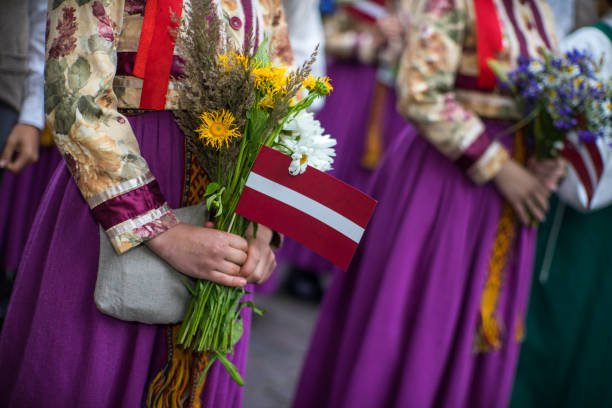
[474,131,525,353]
[361,81,388,170]
[146,326,209,408]
[40,122,54,147]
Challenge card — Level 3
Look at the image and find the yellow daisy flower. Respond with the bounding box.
[302,75,333,95]
[319,76,333,93]
[196,109,241,149]
[253,66,287,94]
[302,74,317,92]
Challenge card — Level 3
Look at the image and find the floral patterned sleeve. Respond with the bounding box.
[396,0,509,184]
[45,0,178,254]
[261,0,295,67]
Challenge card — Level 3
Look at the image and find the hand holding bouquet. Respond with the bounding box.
[490,49,612,159]
[172,2,334,385]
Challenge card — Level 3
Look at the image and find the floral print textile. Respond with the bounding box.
[45,0,293,253]
[396,0,557,184]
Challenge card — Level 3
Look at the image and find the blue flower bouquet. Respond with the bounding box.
[490,50,612,159]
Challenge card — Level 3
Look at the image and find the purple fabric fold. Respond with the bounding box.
[91,179,167,230]
[292,120,536,408]
[116,52,185,78]
[0,112,252,407]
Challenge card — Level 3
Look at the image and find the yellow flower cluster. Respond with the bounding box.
[217,51,249,71]
[301,74,333,95]
[253,65,288,110]
[196,109,241,150]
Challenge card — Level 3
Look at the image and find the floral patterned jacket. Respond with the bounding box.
[45,0,293,253]
[396,0,557,184]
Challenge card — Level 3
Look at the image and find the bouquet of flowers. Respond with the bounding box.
[172,2,334,384]
[490,49,612,159]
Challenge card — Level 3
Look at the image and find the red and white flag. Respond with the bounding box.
[235,146,377,271]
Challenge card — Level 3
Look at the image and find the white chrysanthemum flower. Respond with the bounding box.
[277,110,336,176]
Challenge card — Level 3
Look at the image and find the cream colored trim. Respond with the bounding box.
[468,141,509,184]
[457,119,485,156]
[105,203,172,238]
[455,90,519,119]
[113,76,184,91]
[88,171,156,209]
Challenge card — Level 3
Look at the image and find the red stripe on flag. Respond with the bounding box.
[562,141,594,205]
[237,186,358,270]
[586,142,604,180]
[251,147,375,227]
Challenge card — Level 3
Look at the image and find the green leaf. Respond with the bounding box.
[231,316,244,346]
[87,34,113,53]
[77,95,103,121]
[238,301,265,316]
[247,108,268,145]
[44,79,69,115]
[45,59,68,84]
[487,60,514,92]
[76,0,91,5]
[205,182,220,196]
[68,56,91,91]
[214,351,244,386]
[54,97,77,135]
[253,37,270,66]
[197,355,218,385]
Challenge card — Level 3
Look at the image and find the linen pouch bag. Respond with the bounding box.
[94,204,207,324]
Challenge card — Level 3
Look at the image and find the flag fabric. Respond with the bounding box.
[235,146,377,270]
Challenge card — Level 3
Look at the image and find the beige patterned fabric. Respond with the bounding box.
[396,0,557,184]
[45,0,293,253]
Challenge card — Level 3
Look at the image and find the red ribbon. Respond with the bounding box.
[134,0,183,110]
[474,0,503,90]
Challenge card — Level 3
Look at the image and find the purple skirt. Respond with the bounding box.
[276,60,408,277]
[292,120,537,408]
[0,146,62,271]
[0,112,252,407]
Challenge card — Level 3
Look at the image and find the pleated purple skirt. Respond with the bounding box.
[0,112,252,407]
[0,146,63,271]
[276,60,408,277]
[292,120,537,408]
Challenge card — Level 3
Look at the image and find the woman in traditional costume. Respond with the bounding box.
[292,0,564,407]
[280,0,410,299]
[0,0,59,326]
[511,1,612,406]
[0,0,292,406]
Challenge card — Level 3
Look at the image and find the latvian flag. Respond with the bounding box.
[236,146,377,271]
[343,0,388,23]
[559,134,612,211]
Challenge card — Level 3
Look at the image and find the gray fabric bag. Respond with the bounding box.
[94,204,207,325]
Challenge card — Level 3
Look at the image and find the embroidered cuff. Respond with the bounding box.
[88,173,179,253]
[467,141,510,184]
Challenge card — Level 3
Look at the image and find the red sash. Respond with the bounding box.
[474,0,503,90]
[134,0,184,110]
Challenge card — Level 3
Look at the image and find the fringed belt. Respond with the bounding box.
[474,130,525,352]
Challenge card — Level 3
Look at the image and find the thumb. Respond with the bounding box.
[0,136,17,168]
